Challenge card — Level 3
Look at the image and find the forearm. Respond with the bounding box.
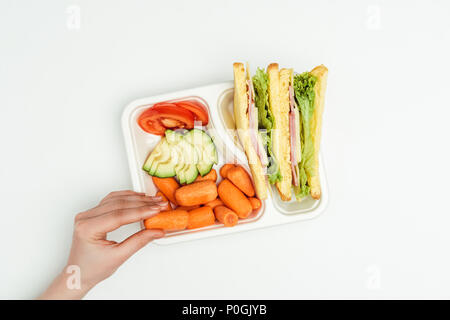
[37,267,94,300]
[38,191,164,299]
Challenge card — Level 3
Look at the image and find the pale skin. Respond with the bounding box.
[38,190,168,299]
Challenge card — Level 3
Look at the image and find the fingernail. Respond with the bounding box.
[158,202,169,206]
[152,231,165,239]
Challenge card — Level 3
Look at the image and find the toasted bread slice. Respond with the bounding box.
[308,65,328,200]
[268,64,291,201]
[233,62,268,200]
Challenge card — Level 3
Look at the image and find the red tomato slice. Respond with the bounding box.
[174,100,209,125]
[138,103,195,135]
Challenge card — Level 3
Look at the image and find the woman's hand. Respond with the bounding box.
[38,190,167,299]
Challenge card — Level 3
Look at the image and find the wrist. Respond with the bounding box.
[38,266,95,300]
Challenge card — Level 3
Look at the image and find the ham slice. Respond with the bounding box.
[291,162,298,187]
[247,80,268,167]
[289,85,300,186]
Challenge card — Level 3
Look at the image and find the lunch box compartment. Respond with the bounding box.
[124,93,265,239]
[217,87,327,216]
[217,88,243,153]
[270,185,323,215]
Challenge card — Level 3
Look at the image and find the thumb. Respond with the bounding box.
[116,229,165,261]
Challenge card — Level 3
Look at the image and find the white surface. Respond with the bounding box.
[1,0,450,299]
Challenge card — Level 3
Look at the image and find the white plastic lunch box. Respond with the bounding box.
[121,82,328,244]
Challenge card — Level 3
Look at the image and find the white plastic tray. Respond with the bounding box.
[121,82,328,244]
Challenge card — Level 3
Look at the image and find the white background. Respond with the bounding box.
[1,0,450,299]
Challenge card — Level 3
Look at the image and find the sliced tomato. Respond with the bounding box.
[174,100,209,125]
[138,103,195,135]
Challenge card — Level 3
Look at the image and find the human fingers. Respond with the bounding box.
[77,198,167,221]
[88,205,162,233]
[77,192,165,221]
[100,190,145,204]
[100,195,163,205]
[115,229,165,262]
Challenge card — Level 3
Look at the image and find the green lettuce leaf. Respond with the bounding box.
[260,129,282,184]
[253,68,281,184]
[252,68,273,130]
[293,72,317,199]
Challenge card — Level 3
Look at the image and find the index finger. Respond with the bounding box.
[100,190,145,204]
[88,205,162,233]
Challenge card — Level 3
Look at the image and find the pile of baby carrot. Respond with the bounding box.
[144,164,262,231]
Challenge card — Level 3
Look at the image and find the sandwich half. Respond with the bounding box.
[269,64,292,201]
[280,68,301,200]
[233,62,292,201]
[233,62,268,200]
[293,65,328,200]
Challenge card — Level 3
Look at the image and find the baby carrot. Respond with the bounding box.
[219,164,235,179]
[187,206,216,229]
[156,191,171,211]
[144,209,188,231]
[177,204,200,211]
[175,180,218,206]
[248,197,261,210]
[204,198,224,209]
[214,206,238,227]
[152,176,180,206]
[195,169,217,183]
[218,179,252,219]
[226,166,255,197]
